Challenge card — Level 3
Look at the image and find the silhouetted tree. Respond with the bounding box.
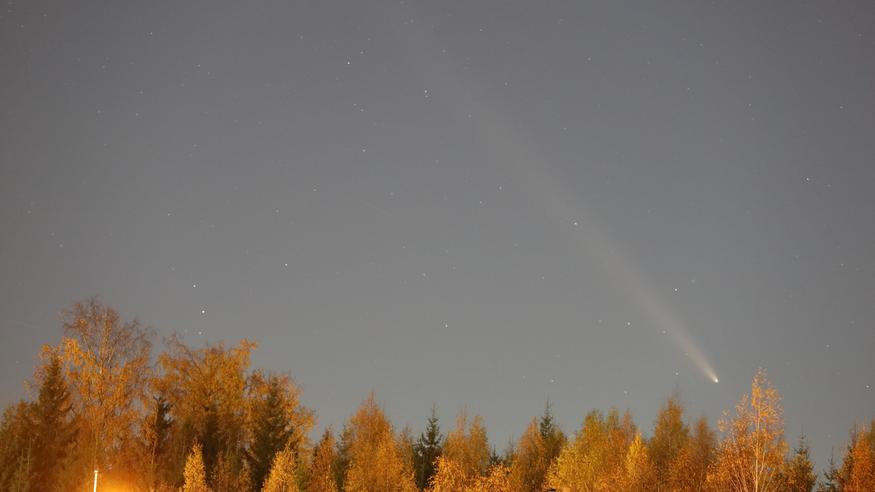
[246,371,313,489]
[28,348,77,491]
[413,406,443,490]
[784,435,816,492]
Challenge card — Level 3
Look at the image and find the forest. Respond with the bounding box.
[1,299,873,492]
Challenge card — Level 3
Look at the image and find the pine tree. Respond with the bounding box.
[413,406,443,490]
[784,435,816,492]
[182,443,211,492]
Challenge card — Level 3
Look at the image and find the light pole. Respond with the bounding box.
[93,469,98,492]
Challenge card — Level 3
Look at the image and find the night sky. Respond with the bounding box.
[2,0,874,469]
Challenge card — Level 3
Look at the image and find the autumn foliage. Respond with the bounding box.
[0,299,872,492]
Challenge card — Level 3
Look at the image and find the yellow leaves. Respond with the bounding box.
[308,430,338,492]
[710,368,786,492]
[182,443,211,492]
[55,299,153,476]
[622,433,654,492]
[428,456,511,492]
[442,410,491,482]
[844,422,875,492]
[546,409,633,492]
[158,338,256,444]
[428,456,469,492]
[262,448,299,492]
[508,419,551,492]
[468,463,512,492]
[342,394,417,492]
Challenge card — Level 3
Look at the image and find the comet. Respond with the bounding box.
[385,9,720,383]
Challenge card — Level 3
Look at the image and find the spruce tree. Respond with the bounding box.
[413,406,442,489]
[29,350,77,492]
[247,374,300,489]
[538,401,565,469]
[784,435,816,492]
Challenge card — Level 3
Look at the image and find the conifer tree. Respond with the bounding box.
[784,435,816,492]
[413,406,443,490]
[538,401,566,469]
[817,454,840,492]
[28,348,77,492]
[246,371,313,490]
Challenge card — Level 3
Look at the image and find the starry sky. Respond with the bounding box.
[2,0,874,469]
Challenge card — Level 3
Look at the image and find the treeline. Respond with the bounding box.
[1,299,873,492]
